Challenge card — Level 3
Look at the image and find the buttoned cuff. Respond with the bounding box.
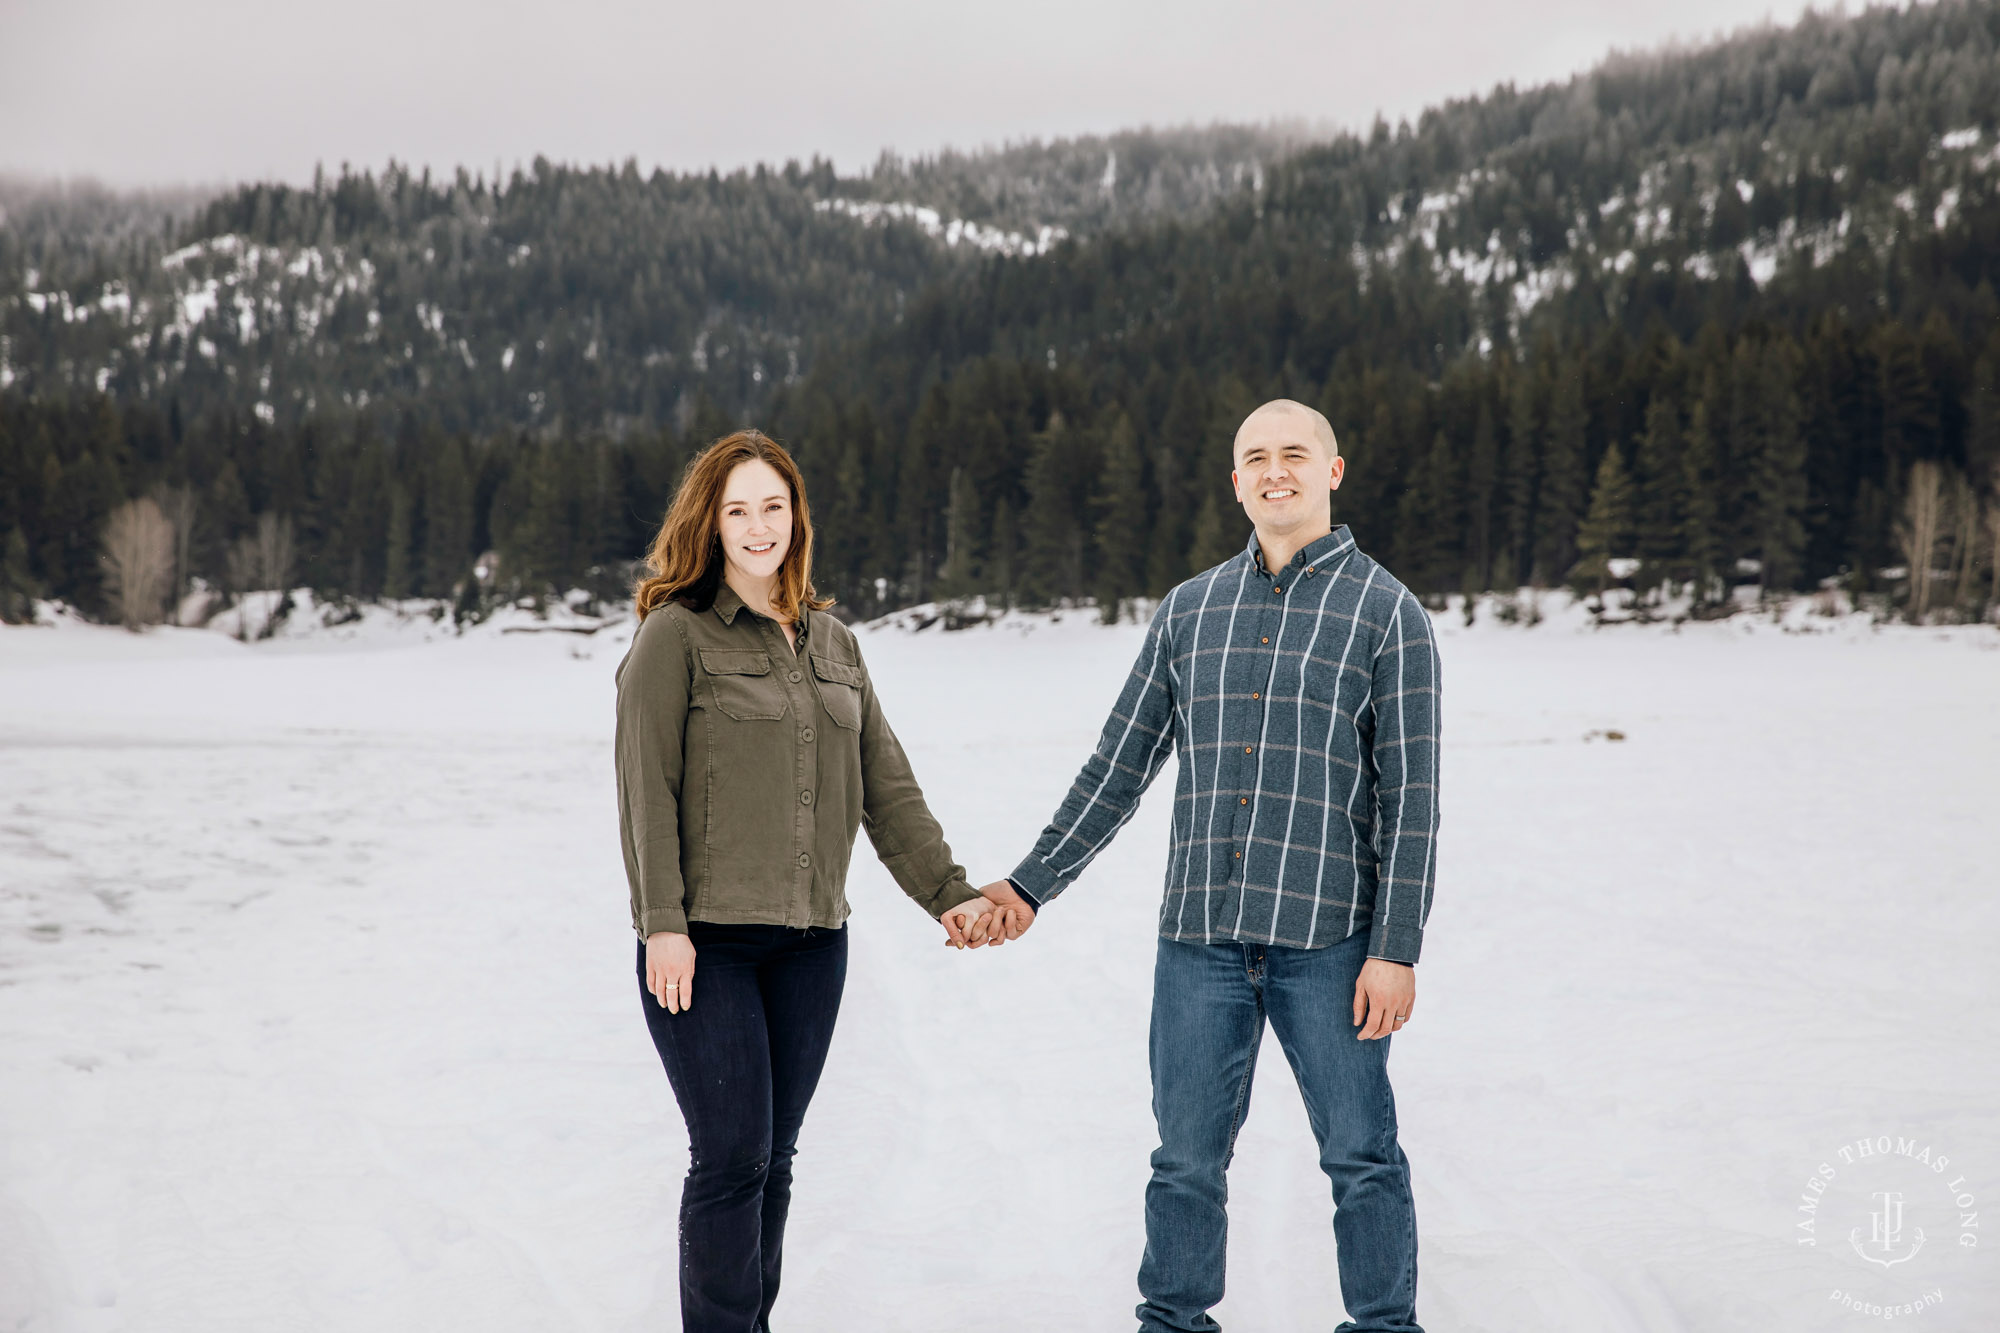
[639,904,689,938]
[1006,856,1062,907]
[1002,877,1040,913]
[927,879,983,920]
[1367,924,1422,966]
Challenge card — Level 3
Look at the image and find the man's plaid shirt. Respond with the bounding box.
[1008,524,1442,963]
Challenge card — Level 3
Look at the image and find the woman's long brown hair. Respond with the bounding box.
[634,429,834,623]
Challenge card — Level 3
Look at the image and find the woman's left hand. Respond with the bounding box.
[940,897,997,949]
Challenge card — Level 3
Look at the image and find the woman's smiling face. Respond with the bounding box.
[716,458,793,584]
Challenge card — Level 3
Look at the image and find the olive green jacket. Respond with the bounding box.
[614,580,982,937]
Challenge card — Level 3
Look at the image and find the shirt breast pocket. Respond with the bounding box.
[810,656,865,731]
[699,649,789,721]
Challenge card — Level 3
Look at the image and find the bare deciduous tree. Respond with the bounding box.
[1896,460,1944,621]
[224,535,261,641]
[149,484,198,624]
[1944,469,1980,613]
[221,513,298,641]
[223,536,259,597]
[101,497,175,630]
[255,512,295,594]
[1988,471,2000,615]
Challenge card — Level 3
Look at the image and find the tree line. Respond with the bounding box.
[5,299,1996,628]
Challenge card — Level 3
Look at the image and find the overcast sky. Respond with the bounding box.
[2,0,1827,189]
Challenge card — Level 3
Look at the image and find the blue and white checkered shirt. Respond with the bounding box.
[1008,524,1442,963]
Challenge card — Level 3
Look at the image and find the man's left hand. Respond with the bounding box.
[1353,957,1415,1040]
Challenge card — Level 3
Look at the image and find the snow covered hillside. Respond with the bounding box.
[1,610,1995,1331]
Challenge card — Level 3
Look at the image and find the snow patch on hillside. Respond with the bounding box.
[814,198,1068,256]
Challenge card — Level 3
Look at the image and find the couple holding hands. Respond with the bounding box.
[615,400,1440,1333]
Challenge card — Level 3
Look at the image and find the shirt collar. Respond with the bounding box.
[1246,525,1355,579]
[712,580,747,624]
[711,579,808,643]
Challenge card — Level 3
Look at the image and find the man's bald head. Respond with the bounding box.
[1228,396,1347,545]
[1233,399,1338,463]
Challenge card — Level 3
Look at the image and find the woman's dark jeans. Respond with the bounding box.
[637,921,848,1333]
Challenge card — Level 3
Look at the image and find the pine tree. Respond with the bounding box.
[988,496,1017,609]
[1681,402,1723,608]
[1020,414,1085,607]
[383,480,414,599]
[1967,335,2000,508]
[1633,395,1685,596]
[1503,364,1540,590]
[40,448,116,614]
[1393,431,1458,594]
[1146,370,1207,592]
[421,438,473,597]
[1573,444,1635,603]
[1091,411,1150,621]
[1749,339,1808,595]
[1465,403,1499,591]
[1536,365,1588,582]
[1190,483,1246,574]
[1878,321,1938,471]
[898,391,950,604]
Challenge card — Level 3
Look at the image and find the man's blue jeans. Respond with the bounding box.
[1137,929,1424,1333]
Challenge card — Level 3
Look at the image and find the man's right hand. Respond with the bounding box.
[645,931,697,1013]
[966,879,1037,946]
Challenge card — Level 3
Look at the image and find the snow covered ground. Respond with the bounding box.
[2,597,1996,1332]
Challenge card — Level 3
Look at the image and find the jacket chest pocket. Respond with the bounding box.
[811,656,864,730]
[700,649,789,721]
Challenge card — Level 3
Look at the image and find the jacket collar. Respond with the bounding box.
[1246,524,1356,578]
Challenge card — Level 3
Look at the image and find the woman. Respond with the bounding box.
[614,429,995,1333]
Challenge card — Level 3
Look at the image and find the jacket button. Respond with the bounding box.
[1251,691,1259,699]
[1245,746,1253,754]
[1234,851,1242,859]
[788,669,803,683]
[797,852,811,868]
[801,727,816,742]
[1240,797,1248,805]
[1260,637,1269,644]
[1273,585,1282,593]
[800,790,813,806]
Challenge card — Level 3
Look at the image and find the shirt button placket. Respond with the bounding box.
[1235,597,1278,885]
[773,619,813,928]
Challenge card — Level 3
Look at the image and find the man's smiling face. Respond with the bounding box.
[1230,401,1345,537]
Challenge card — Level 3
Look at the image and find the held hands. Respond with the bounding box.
[940,879,1038,950]
[646,931,697,1013]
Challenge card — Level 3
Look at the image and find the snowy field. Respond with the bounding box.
[2,596,1996,1333]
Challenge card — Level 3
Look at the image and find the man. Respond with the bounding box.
[973,399,1439,1333]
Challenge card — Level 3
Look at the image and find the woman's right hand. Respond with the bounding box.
[646,931,697,1013]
